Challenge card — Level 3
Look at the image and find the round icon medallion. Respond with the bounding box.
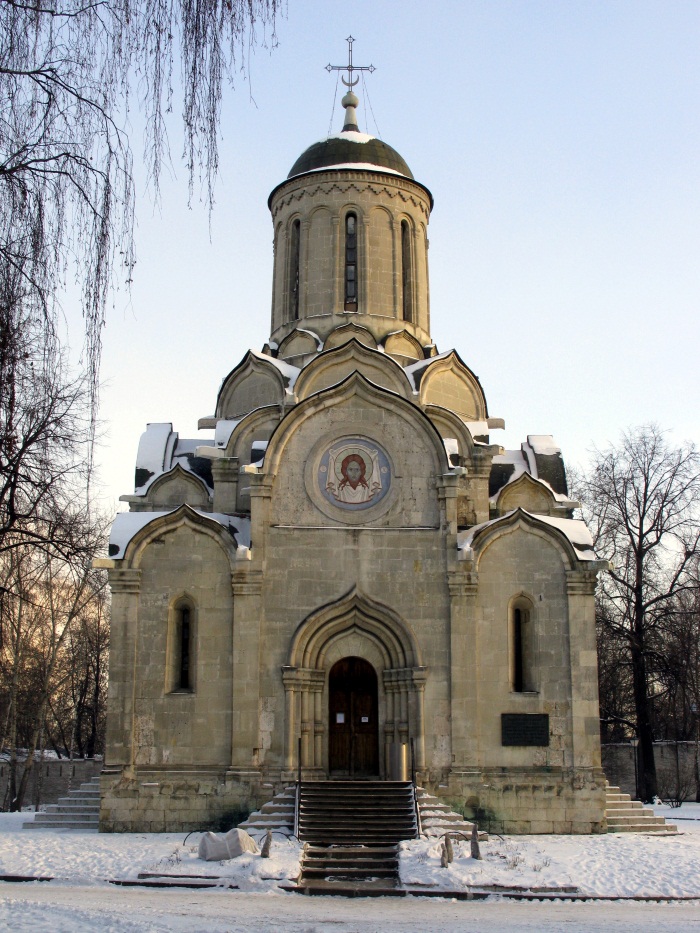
[318,437,391,511]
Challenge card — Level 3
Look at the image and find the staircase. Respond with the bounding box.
[24,775,100,830]
[298,780,417,886]
[416,787,488,840]
[237,786,295,836]
[605,783,677,834]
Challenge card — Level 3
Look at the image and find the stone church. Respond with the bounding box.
[99,71,608,834]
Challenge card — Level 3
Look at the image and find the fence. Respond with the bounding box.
[602,742,699,802]
[0,757,102,809]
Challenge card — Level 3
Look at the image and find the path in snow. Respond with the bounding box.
[1,886,700,933]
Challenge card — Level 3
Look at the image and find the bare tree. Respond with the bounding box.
[1,0,282,420]
[0,512,107,810]
[660,574,700,800]
[0,264,92,557]
[579,426,700,802]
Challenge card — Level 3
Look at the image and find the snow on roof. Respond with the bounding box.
[215,419,241,449]
[304,162,404,177]
[249,349,301,389]
[135,423,175,490]
[250,440,268,466]
[108,510,251,560]
[527,435,561,456]
[443,438,459,464]
[493,450,528,475]
[533,513,596,560]
[457,510,596,562]
[322,131,375,144]
[490,441,572,504]
[463,422,490,442]
[403,350,454,390]
[489,449,530,501]
[522,440,537,477]
[172,439,199,455]
[291,327,323,349]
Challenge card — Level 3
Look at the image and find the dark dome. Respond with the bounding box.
[288,132,413,180]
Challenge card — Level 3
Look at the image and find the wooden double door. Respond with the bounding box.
[328,657,379,777]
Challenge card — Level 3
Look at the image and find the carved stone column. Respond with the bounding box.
[566,568,605,769]
[105,568,142,769]
[282,667,298,772]
[211,457,239,514]
[331,214,342,314]
[411,667,428,771]
[448,562,479,767]
[230,545,263,772]
[299,218,310,320]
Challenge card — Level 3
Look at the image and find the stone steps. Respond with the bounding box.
[298,780,418,885]
[416,788,488,840]
[238,787,295,836]
[605,783,677,834]
[24,775,101,831]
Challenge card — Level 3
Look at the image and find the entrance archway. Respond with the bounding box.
[329,657,379,776]
[283,587,427,777]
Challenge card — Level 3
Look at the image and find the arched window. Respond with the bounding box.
[510,598,535,693]
[344,213,357,311]
[401,220,413,323]
[168,599,195,693]
[289,218,301,321]
[178,605,191,689]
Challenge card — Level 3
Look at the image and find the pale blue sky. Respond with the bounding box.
[91,0,700,509]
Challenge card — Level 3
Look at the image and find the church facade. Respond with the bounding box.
[99,82,608,834]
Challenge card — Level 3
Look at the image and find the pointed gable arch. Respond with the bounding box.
[323,321,378,352]
[263,371,448,480]
[294,338,413,402]
[288,586,422,670]
[383,329,424,363]
[224,405,283,461]
[277,328,322,364]
[423,404,477,465]
[140,464,211,510]
[410,351,488,421]
[495,472,558,516]
[466,509,579,572]
[216,351,294,420]
[120,505,237,569]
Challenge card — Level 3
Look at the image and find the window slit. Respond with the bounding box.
[513,607,524,693]
[345,213,357,311]
[179,606,191,690]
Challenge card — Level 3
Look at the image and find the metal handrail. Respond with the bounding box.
[410,738,422,838]
[293,736,301,839]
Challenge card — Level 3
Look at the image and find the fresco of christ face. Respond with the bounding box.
[341,455,366,488]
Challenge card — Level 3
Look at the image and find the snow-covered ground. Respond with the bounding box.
[401,802,700,898]
[1,805,699,931]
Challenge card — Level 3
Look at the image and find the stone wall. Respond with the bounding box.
[99,767,263,833]
[602,742,699,801]
[445,766,606,834]
[0,757,102,808]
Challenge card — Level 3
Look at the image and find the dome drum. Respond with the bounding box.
[269,169,432,351]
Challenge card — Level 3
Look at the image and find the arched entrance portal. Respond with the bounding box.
[329,657,379,776]
[283,588,427,779]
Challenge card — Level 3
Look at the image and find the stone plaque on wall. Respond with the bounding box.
[501,713,550,747]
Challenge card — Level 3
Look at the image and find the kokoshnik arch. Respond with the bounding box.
[98,49,609,834]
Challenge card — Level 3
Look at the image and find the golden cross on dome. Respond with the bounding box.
[326,36,375,87]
